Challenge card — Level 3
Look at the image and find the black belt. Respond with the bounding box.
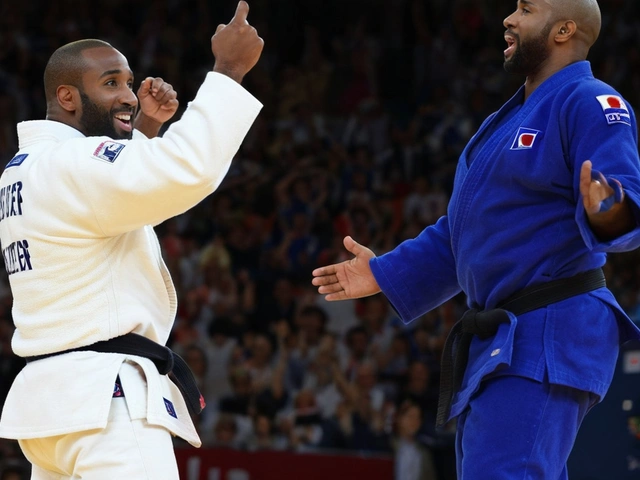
[435,268,606,429]
[25,333,205,416]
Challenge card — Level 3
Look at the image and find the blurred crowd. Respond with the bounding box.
[1,0,640,479]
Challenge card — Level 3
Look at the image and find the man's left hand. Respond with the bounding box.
[137,77,179,124]
[580,160,621,215]
[580,159,633,240]
[133,77,179,138]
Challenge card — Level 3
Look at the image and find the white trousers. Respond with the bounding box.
[19,381,180,479]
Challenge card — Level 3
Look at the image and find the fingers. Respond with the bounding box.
[153,83,176,104]
[230,0,249,25]
[137,77,153,97]
[311,272,338,286]
[312,267,345,300]
[210,1,262,82]
[317,283,344,295]
[343,235,375,261]
[140,77,177,103]
[343,235,360,254]
[579,160,593,200]
[323,291,350,302]
[580,160,617,214]
[159,98,179,112]
[312,265,336,279]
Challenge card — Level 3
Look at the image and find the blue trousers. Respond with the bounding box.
[455,375,595,479]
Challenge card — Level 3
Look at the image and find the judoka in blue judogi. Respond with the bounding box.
[313,1,640,478]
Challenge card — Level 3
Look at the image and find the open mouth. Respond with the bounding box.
[114,113,132,132]
[504,34,516,58]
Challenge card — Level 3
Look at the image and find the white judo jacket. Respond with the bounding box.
[0,72,262,446]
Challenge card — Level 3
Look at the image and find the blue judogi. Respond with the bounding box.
[370,62,640,478]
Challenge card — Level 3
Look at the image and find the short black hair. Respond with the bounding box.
[43,39,114,102]
[299,305,328,325]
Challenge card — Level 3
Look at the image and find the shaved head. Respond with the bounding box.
[43,39,114,106]
[549,0,601,48]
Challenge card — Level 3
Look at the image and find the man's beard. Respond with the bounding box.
[504,23,553,75]
[79,92,132,140]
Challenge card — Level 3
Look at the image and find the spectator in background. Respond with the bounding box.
[403,176,448,228]
[203,317,239,407]
[287,305,329,381]
[342,325,372,381]
[358,295,397,361]
[289,389,325,452]
[399,361,440,429]
[393,400,439,480]
[245,412,289,451]
[255,276,298,332]
[300,333,343,419]
[377,333,412,402]
[219,366,255,417]
[210,414,242,449]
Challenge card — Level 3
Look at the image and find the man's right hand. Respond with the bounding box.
[212,1,264,83]
[311,236,381,301]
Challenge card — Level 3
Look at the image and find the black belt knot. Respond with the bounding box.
[461,308,511,339]
[25,333,205,416]
[435,268,606,429]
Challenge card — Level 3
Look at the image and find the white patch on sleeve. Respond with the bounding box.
[92,141,126,163]
[595,95,631,126]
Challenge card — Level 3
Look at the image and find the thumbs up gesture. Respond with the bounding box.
[211,1,264,83]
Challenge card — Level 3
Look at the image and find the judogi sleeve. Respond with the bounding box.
[37,72,262,237]
[565,88,640,252]
[369,215,460,324]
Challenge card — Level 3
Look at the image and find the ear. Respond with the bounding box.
[554,20,576,43]
[56,85,81,113]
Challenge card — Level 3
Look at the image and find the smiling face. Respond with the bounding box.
[77,47,137,139]
[503,0,555,75]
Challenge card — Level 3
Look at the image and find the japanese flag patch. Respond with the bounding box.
[510,127,542,150]
[92,141,125,163]
[596,95,631,126]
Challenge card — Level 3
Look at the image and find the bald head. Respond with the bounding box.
[43,39,114,107]
[549,0,601,48]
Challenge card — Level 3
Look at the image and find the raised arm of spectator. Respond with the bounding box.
[271,321,290,401]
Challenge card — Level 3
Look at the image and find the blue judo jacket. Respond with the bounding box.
[370,61,640,421]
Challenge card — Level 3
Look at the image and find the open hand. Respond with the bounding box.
[312,236,381,301]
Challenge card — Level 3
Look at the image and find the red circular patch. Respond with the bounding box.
[607,97,621,108]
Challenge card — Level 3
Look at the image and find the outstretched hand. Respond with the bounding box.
[311,236,381,301]
[211,1,264,83]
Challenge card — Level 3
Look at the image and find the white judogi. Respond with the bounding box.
[0,72,262,450]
